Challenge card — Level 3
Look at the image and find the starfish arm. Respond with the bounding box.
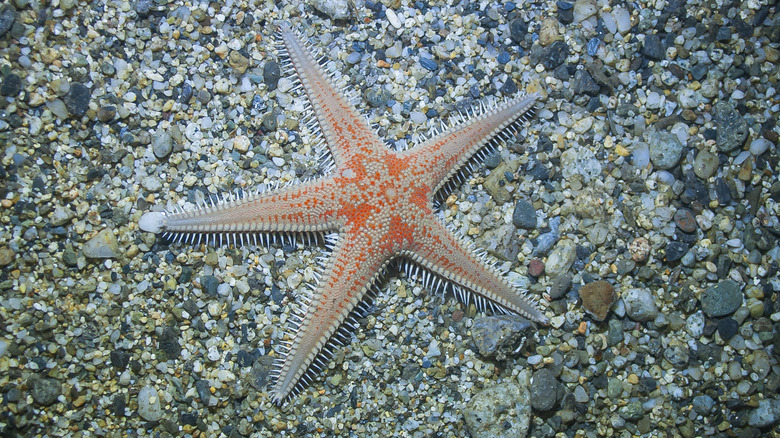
[278,23,383,166]
[405,93,539,194]
[138,178,342,236]
[270,229,392,404]
[405,218,547,323]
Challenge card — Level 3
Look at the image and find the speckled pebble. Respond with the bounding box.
[648,129,683,170]
[463,373,531,438]
[472,315,533,359]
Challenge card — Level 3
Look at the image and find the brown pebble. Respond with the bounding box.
[452,309,465,322]
[0,246,15,266]
[528,259,545,277]
[674,208,697,233]
[579,280,616,321]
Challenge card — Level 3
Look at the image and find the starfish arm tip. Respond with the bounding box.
[139,211,167,234]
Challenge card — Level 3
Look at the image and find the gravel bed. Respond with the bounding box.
[0,0,778,437]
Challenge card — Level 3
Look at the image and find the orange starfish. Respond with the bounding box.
[139,22,546,405]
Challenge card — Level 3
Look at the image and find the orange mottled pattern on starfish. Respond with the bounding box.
[138,21,546,405]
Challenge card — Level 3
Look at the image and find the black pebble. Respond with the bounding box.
[543,41,569,70]
[264,61,281,91]
[665,241,689,262]
[643,34,665,61]
[717,318,739,340]
[64,83,91,117]
[0,73,21,96]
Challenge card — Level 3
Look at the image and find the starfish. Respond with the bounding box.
[139,22,547,405]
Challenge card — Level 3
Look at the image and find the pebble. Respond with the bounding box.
[530,368,562,411]
[628,237,651,263]
[572,69,599,96]
[0,246,14,266]
[63,83,91,117]
[673,208,697,233]
[263,61,281,91]
[0,73,21,96]
[312,0,351,20]
[665,241,688,262]
[471,315,533,359]
[463,375,531,438]
[527,259,544,277]
[509,18,528,44]
[647,129,683,170]
[748,398,780,428]
[712,101,748,152]
[700,279,743,317]
[82,229,120,259]
[152,131,173,159]
[749,138,771,156]
[579,280,616,321]
[512,199,537,229]
[28,376,61,406]
[548,273,572,300]
[692,149,718,179]
[642,34,665,60]
[622,288,658,322]
[0,5,16,37]
[542,41,569,70]
[572,0,597,22]
[545,239,577,277]
[137,385,163,422]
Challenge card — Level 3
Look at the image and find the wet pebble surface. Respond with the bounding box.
[0,0,778,436]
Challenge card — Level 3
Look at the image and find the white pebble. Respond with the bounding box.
[386,8,403,28]
[749,138,771,156]
[613,7,631,34]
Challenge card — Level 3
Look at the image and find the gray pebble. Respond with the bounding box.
[713,101,748,152]
[137,385,163,422]
[648,129,683,170]
[622,288,658,322]
[83,229,120,259]
[700,279,742,317]
[619,400,644,421]
[312,0,351,20]
[464,378,531,438]
[64,83,92,117]
[471,315,533,359]
[152,131,173,159]
[693,150,718,179]
[748,398,780,428]
[50,206,75,227]
[642,34,665,60]
[529,368,562,411]
[548,273,572,300]
[28,375,61,406]
[512,199,537,229]
[0,4,17,37]
[545,239,577,277]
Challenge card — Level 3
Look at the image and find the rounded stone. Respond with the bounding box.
[622,288,658,322]
[137,385,163,422]
[700,279,742,317]
[693,150,719,179]
[648,129,683,170]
